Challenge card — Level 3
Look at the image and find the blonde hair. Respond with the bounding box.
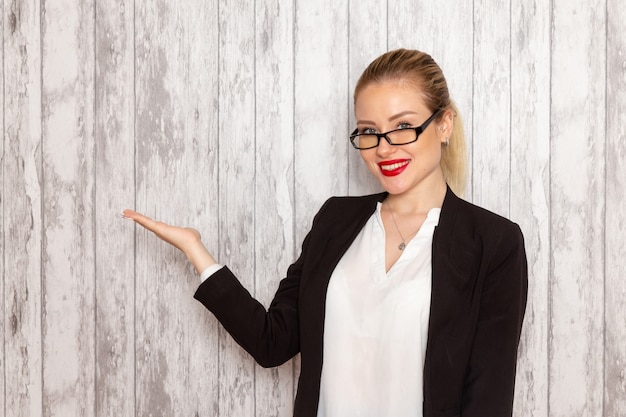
[354,49,468,196]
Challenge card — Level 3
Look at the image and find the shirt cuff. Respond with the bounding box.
[199,263,224,283]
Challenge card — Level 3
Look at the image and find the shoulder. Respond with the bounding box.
[460,198,519,230]
[308,192,386,234]
[441,189,524,247]
[439,190,527,287]
[314,192,386,220]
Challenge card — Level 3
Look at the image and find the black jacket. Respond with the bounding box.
[194,187,528,417]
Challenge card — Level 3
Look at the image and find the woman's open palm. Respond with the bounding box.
[123,209,216,274]
[123,209,201,254]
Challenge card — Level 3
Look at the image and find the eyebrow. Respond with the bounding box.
[356,110,420,125]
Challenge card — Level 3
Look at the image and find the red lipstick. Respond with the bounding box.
[378,159,410,177]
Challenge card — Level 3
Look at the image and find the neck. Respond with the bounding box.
[385,178,447,215]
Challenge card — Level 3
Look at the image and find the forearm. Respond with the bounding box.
[194,265,301,368]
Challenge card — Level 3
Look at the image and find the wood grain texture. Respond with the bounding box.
[134,1,220,415]
[294,0,349,221]
[40,0,96,415]
[605,0,626,414]
[0,1,4,412]
[387,0,424,50]
[217,0,257,415]
[254,0,296,415]
[550,1,606,416]
[3,1,43,416]
[510,1,551,416]
[181,1,221,414]
[94,0,135,414]
[471,0,511,216]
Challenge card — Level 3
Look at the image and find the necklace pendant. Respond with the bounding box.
[398,242,406,250]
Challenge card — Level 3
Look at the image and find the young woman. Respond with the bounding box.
[124,49,528,417]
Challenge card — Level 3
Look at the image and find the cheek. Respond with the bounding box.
[422,144,443,171]
[359,150,381,173]
[416,133,443,158]
[359,149,373,164]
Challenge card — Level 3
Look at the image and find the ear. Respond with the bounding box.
[436,109,454,144]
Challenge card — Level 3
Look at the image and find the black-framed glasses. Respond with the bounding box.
[349,109,443,150]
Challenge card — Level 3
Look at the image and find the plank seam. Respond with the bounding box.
[39,0,45,414]
[547,0,554,414]
[508,0,512,218]
[93,1,98,415]
[346,0,351,194]
[2,0,6,414]
[602,0,608,415]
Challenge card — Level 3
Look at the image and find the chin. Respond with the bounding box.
[378,180,411,196]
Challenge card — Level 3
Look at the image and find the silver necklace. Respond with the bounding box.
[386,200,409,250]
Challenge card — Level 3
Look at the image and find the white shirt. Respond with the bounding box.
[317,203,440,417]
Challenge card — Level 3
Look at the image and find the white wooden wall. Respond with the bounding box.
[2,0,625,416]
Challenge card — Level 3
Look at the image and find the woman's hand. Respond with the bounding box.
[123,209,217,273]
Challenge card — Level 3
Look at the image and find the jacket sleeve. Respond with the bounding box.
[193,199,330,368]
[461,223,528,416]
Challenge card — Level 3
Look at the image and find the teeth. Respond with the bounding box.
[380,161,409,171]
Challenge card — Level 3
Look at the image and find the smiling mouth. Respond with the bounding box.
[378,160,410,176]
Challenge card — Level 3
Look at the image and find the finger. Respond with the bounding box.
[122,209,161,232]
[122,209,147,222]
[122,209,142,218]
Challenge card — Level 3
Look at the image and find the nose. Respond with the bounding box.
[376,135,395,157]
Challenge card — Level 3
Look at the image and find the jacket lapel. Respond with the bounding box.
[424,188,481,415]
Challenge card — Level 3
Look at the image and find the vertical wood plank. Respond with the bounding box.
[40,0,96,415]
[254,0,296,415]
[386,0,429,50]
[134,1,220,415]
[605,0,626,414]
[94,0,135,414]
[510,1,551,416]
[471,0,511,214]
[215,0,257,415]
[550,1,605,415]
[3,1,43,416]
[347,0,386,196]
[182,2,222,413]
[387,0,474,199]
